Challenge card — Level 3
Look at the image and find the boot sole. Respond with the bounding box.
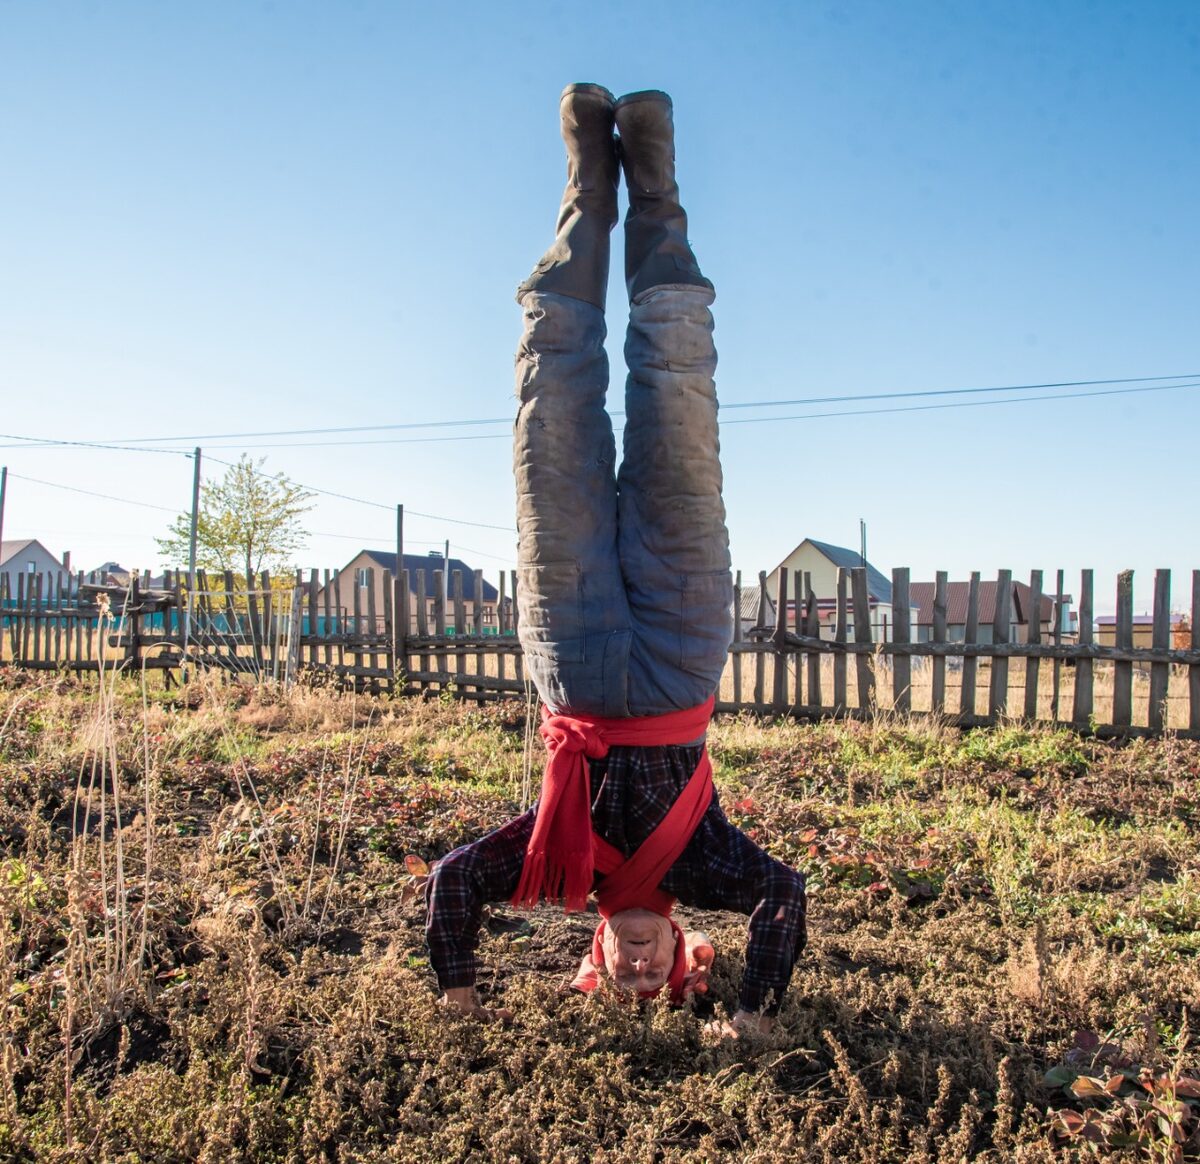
[614,89,672,114]
[560,82,616,109]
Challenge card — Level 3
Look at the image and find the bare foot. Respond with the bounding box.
[439,987,514,1024]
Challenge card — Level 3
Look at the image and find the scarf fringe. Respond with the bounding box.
[511,849,592,913]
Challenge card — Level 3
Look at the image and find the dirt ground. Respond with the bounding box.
[1,669,1198,1161]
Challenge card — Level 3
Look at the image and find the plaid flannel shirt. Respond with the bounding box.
[425,741,806,1015]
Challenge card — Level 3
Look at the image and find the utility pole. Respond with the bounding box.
[396,504,404,567]
[859,518,867,568]
[444,538,450,606]
[183,448,201,676]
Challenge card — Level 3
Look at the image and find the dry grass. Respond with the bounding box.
[1,668,1198,1161]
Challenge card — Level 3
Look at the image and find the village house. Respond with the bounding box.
[763,538,913,642]
[909,579,1076,644]
[318,550,504,634]
[1095,612,1191,650]
[0,539,70,601]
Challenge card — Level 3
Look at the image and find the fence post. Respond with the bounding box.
[960,573,981,719]
[989,570,1012,720]
[286,584,302,687]
[128,574,142,673]
[851,566,874,711]
[1073,570,1095,728]
[1149,569,1171,732]
[772,566,789,711]
[731,570,743,705]
[1051,569,1064,721]
[833,568,848,713]
[1024,570,1043,721]
[804,572,821,710]
[892,567,911,713]
[1113,570,1134,728]
[1191,571,1200,734]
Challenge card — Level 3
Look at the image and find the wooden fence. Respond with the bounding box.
[3,565,1199,738]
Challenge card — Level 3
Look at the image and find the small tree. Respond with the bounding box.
[157,455,315,580]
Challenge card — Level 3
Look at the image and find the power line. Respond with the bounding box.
[2,372,1194,451]
[718,372,1200,412]
[6,373,1194,540]
[150,375,1200,449]
[196,431,509,451]
[719,378,1200,427]
[5,472,181,513]
[202,453,516,532]
[0,433,194,455]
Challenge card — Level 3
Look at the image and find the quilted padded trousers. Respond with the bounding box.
[513,282,733,718]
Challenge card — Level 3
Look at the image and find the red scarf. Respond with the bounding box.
[511,696,715,913]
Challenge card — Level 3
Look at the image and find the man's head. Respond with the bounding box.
[571,909,715,1001]
[601,908,678,995]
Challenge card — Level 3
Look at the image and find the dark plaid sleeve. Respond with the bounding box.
[424,809,535,991]
[666,801,807,1017]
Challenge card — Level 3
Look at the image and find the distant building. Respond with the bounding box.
[764,537,912,641]
[0,539,68,601]
[909,580,1076,644]
[734,582,775,638]
[1096,613,1189,650]
[317,550,504,633]
[89,561,132,587]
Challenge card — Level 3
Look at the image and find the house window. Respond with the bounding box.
[482,605,495,626]
[356,568,370,588]
[27,561,36,573]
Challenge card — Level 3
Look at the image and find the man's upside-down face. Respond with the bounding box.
[601,908,678,994]
[571,907,715,1000]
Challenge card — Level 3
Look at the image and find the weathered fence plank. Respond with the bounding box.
[960,572,980,717]
[1024,569,1042,720]
[1112,570,1134,728]
[772,567,788,711]
[893,567,911,713]
[1051,568,1064,721]
[851,567,874,711]
[1149,569,1170,733]
[989,570,1012,719]
[1192,570,1200,733]
[732,570,743,705]
[833,568,848,711]
[804,572,821,710]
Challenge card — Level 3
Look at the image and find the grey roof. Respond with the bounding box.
[737,584,775,623]
[0,539,36,565]
[803,538,893,603]
[359,551,500,602]
[1,539,63,570]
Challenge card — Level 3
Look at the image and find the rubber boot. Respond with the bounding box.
[517,84,619,309]
[615,90,713,302]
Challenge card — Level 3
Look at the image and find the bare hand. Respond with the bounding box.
[704,1009,775,1040]
[439,987,513,1024]
[682,931,715,996]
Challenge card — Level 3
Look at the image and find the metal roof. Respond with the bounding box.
[357,550,500,602]
[909,580,1057,625]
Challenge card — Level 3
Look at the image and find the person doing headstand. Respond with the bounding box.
[425,85,806,1036]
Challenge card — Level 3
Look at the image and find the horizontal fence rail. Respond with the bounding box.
[3,565,1198,738]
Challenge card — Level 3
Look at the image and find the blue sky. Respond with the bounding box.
[2,1,1197,614]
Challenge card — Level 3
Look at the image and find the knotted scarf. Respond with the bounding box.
[510,696,715,914]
